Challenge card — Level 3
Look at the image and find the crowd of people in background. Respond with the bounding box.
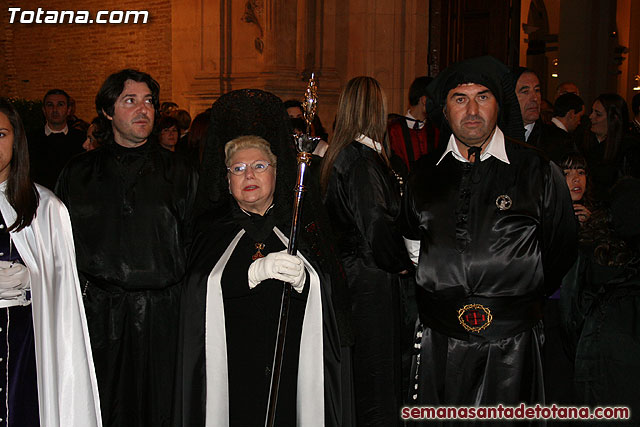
[0,54,639,426]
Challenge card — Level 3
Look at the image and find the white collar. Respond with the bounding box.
[551,117,568,132]
[405,110,424,130]
[355,134,383,153]
[524,122,535,141]
[437,127,510,165]
[44,123,69,136]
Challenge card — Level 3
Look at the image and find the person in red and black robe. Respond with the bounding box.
[388,76,440,178]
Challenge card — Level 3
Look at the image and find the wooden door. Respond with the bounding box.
[428,0,520,76]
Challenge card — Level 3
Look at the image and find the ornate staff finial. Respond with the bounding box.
[266,72,318,427]
[294,73,320,153]
[302,72,318,134]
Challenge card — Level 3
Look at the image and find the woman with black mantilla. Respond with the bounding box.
[174,89,349,427]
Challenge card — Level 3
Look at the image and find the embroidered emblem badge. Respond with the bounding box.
[458,304,493,332]
[252,243,266,260]
[495,195,512,211]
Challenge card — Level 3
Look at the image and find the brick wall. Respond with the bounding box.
[1,0,173,122]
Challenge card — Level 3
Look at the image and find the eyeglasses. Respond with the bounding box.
[227,160,273,175]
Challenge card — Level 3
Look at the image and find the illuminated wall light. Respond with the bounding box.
[551,59,559,79]
[634,74,640,91]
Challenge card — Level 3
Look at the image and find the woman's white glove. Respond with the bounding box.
[0,261,30,299]
[248,250,305,293]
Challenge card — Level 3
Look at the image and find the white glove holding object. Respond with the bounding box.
[248,250,305,293]
[0,261,30,299]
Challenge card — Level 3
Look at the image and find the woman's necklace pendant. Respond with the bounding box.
[252,243,266,260]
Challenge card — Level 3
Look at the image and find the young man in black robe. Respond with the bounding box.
[401,56,578,409]
[56,69,197,427]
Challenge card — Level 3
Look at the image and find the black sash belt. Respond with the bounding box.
[416,286,544,341]
[79,273,181,293]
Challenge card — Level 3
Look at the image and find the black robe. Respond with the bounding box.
[323,141,412,426]
[56,141,197,427]
[401,136,577,407]
[561,253,640,425]
[174,202,343,427]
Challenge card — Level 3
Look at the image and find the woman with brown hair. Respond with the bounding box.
[157,115,181,152]
[580,93,640,200]
[321,76,411,426]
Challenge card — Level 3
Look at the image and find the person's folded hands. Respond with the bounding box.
[248,250,305,293]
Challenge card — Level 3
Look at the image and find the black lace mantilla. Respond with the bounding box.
[194,89,298,223]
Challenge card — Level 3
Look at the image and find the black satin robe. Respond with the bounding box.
[56,141,197,427]
[174,202,343,427]
[323,142,412,427]
[401,137,577,408]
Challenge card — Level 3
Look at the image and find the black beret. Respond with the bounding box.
[427,56,510,111]
[425,56,525,141]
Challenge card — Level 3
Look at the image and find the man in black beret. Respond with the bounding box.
[401,56,577,409]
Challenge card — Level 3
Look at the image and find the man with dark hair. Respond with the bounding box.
[388,76,439,176]
[553,92,585,128]
[56,69,197,427]
[539,93,585,163]
[402,56,577,407]
[514,68,549,146]
[632,93,640,136]
[28,88,85,189]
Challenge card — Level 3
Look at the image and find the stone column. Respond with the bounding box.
[175,0,341,120]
